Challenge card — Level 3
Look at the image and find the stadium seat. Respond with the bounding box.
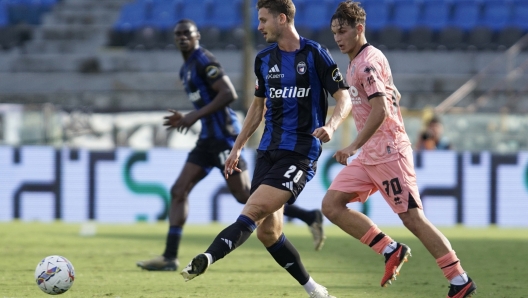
[180,0,212,28]
[208,0,244,49]
[497,26,523,49]
[437,26,465,50]
[110,2,149,47]
[362,0,390,33]
[420,0,451,32]
[468,26,494,50]
[391,0,421,32]
[480,0,511,32]
[142,0,181,48]
[113,2,148,32]
[209,0,242,30]
[408,26,434,50]
[146,0,181,30]
[451,0,481,31]
[296,0,334,46]
[0,1,7,27]
[511,0,528,32]
[378,26,404,50]
[297,0,332,31]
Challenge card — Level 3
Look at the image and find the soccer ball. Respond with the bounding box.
[34,255,75,295]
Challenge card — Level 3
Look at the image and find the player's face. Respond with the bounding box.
[258,8,281,43]
[331,19,360,55]
[174,23,200,53]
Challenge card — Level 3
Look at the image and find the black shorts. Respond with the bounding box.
[187,138,248,176]
[250,149,317,204]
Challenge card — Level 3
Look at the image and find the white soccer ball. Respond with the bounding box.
[34,255,75,295]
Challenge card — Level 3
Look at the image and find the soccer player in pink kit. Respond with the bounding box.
[322,2,477,298]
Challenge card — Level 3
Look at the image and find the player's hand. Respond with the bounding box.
[176,110,199,134]
[163,109,183,130]
[224,149,242,179]
[312,126,334,143]
[333,145,358,165]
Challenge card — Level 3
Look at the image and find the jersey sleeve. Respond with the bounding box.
[197,60,225,87]
[357,59,387,100]
[254,56,266,98]
[314,47,348,95]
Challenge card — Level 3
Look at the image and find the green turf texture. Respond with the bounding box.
[1,222,527,297]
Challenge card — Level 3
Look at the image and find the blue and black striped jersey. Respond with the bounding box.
[179,47,241,141]
[254,37,348,160]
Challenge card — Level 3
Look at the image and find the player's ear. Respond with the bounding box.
[196,31,201,40]
[279,13,287,25]
[357,23,365,35]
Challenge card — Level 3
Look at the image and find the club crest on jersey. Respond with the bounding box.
[296,61,307,74]
[332,68,343,82]
[206,65,220,78]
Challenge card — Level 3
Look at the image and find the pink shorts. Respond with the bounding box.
[329,151,422,214]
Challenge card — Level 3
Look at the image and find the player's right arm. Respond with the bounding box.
[313,88,352,143]
[224,96,266,178]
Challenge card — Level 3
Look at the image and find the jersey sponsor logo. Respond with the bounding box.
[296,61,307,74]
[269,86,311,99]
[349,86,361,104]
[206,65,220,78]
[267,64,284,79]
[188,90,201,102]
[332,68,343,82]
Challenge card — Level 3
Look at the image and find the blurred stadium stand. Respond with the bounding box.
[0,0,527,151]
[103,0,528,51]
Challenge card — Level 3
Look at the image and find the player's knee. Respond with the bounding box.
[398,210,423,231]
[170,184,187,203]
[256,226,280,246]
[232,189,250,204]
[321,194,342,221]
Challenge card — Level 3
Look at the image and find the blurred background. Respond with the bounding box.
[0,0,527,226]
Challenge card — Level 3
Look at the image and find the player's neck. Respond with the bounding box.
[277,28,300,52]
[347,38,368,61]
[181,46,200,61]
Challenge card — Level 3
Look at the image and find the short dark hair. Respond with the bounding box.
[331,1,366,28]
[176,18,198,29]
[257,0,296,24]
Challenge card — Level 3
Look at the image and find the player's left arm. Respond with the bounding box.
[191,75,237,118]
[177,75,237,132]
[311,47,351,143]
[177,62,237,132]
[312,88,352,143]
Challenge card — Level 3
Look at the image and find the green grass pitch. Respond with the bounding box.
[1,222,527,297]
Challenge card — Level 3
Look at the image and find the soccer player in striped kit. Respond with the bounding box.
[136,18,326,273]
[180,1,352,297]
[323,2,476,297]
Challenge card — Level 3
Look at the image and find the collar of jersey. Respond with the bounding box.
[185,47,202,64]
[354,43,370,59]
[277,36,306,54]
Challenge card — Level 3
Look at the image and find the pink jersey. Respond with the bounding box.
[347,44,411,165]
